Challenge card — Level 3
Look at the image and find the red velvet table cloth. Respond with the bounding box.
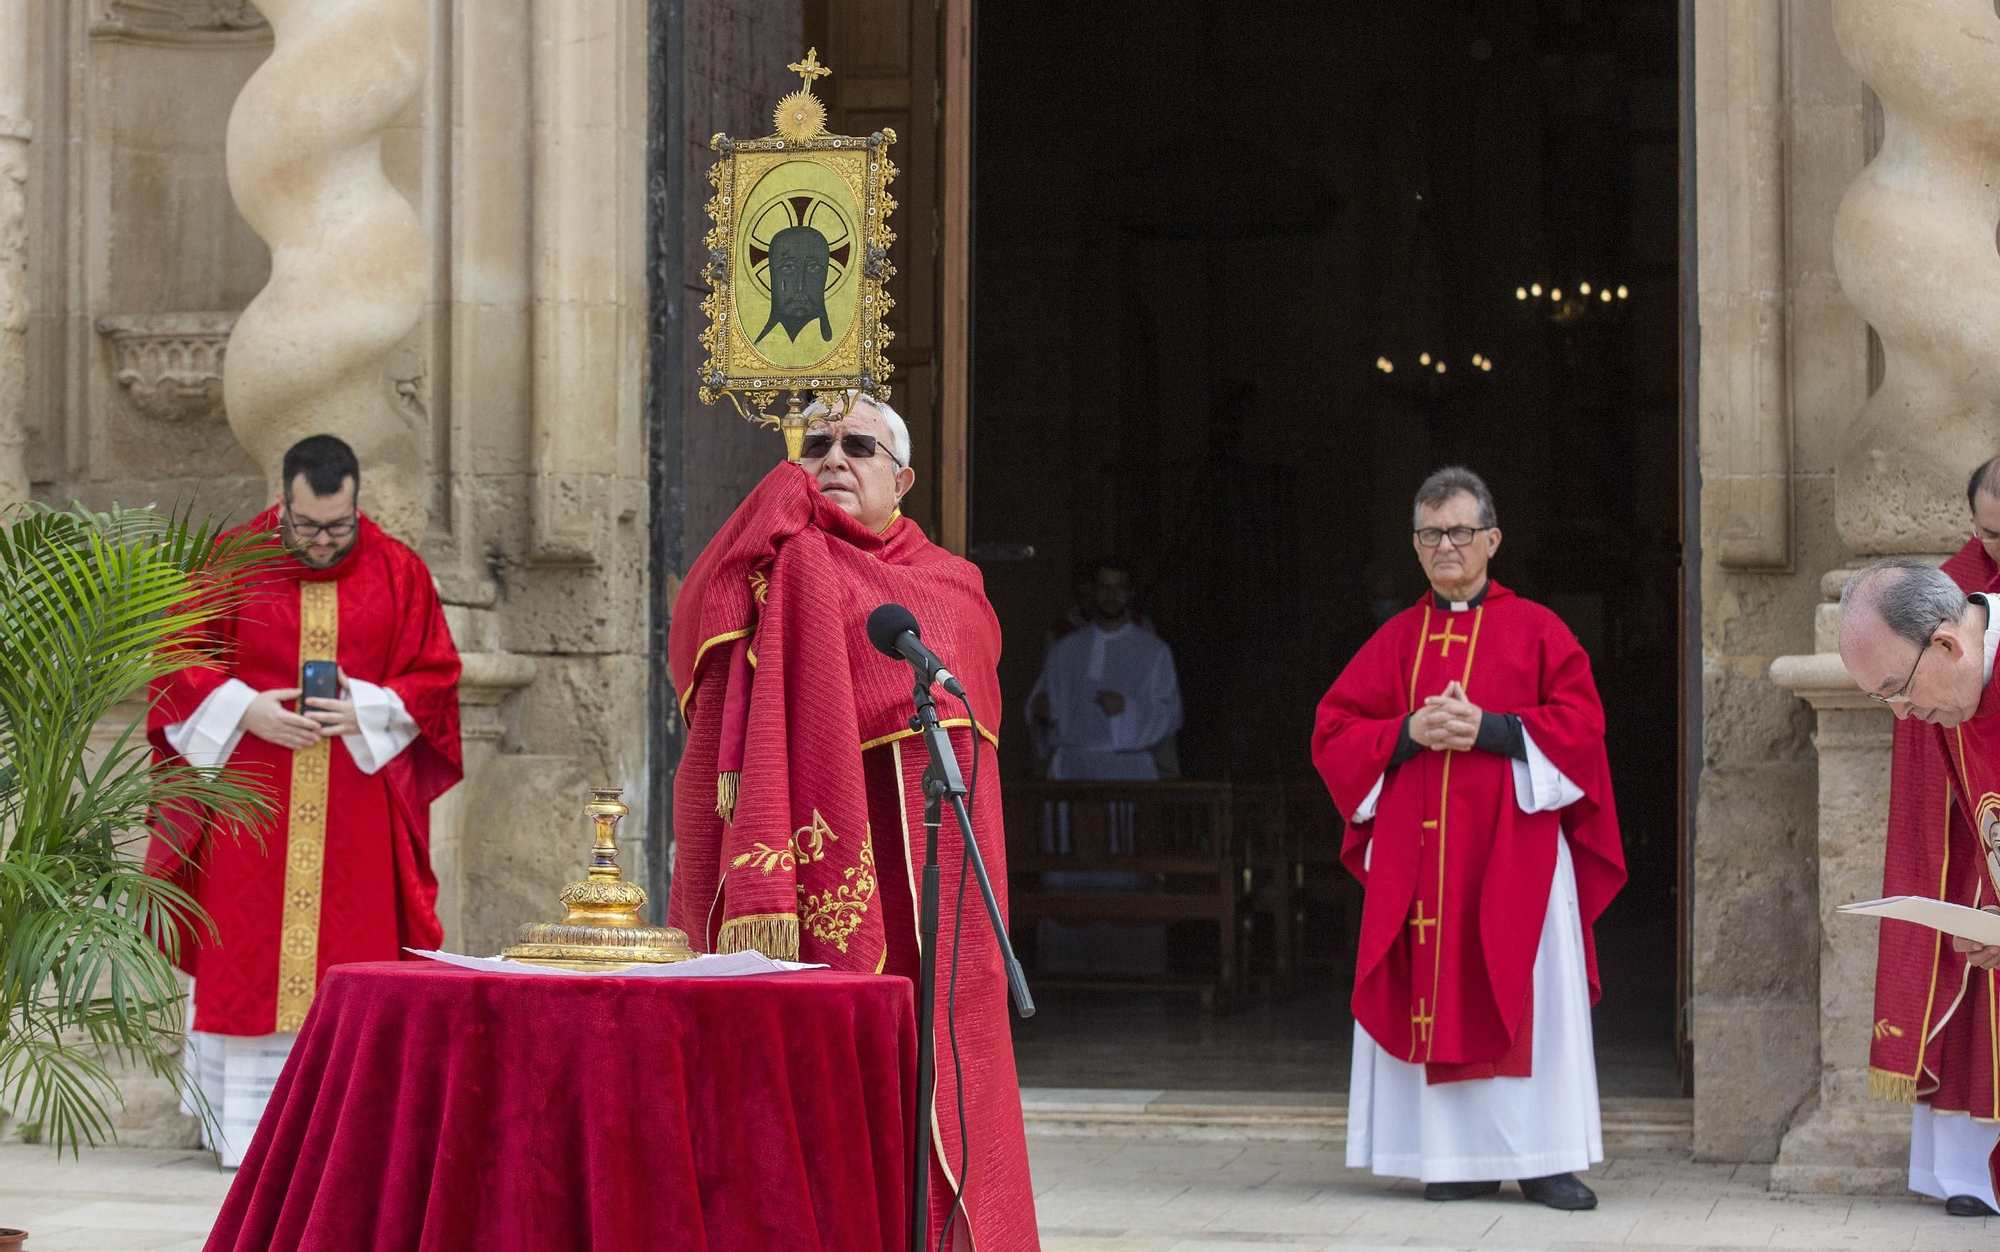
[203,962,916,1252]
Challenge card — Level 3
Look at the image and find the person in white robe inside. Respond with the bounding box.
[1026,555,1184,973]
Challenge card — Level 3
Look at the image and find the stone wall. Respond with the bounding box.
[1691,0,1872,1164]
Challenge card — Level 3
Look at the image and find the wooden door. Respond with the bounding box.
[805,0,972,553]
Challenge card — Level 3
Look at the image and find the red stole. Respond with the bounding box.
[1870,540,2000,1108]
[1312,582,1625,1083]
[145,509,463,1035]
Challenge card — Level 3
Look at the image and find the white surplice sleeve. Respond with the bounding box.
[1512,727,1585,814]
[1351,774,1386,825]
[341,677,421,776]
[162,678,258,770]
[1109,642,1183,753]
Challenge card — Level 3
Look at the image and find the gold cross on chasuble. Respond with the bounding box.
[1409,902,1437,944]
[275,581,337,1033]
[1412,999,1435,1046]
[1427,621,1471,657]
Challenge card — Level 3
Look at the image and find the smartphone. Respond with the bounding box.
[301,660,340,706]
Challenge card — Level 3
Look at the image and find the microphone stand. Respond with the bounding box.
[907,674,1033,1252]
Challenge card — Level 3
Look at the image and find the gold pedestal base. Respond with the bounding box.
[500,788,696,970]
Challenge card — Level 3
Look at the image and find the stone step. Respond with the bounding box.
[1021,1088,1693,1152]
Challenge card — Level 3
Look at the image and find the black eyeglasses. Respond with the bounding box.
[800,431,903,469]
[283,505,357,541]
[1868,617,1948,705]
[1414,526,1493,548]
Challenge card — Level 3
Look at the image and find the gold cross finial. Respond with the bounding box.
[789,48,832,91]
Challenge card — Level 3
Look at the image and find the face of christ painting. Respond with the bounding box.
[756,224,834,345]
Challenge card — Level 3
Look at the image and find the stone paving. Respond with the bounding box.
[2,1138,1995,1251]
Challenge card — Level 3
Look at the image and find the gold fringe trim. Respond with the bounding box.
[1870,1067,1919,1103]
[718,914,799,961]
[716,771,741,823]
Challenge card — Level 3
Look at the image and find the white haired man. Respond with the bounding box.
[1312,466,1627,1210]
[666,392,1039,1250]
[1840,556,2000,1213]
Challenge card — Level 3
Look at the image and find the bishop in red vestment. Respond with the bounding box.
[668,396,1038,1252]
[145,436,462,1164]
[1839,553,2000,1209]
[1869,461,2000,1217]
[1312,467,1625,1210]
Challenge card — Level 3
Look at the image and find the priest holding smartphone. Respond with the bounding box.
[145,434,463,1166]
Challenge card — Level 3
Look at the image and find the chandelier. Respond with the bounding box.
[1515,280,1629,326]
[1374,350,1496,393]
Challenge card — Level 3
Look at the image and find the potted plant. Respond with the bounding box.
[0,504,271,1171]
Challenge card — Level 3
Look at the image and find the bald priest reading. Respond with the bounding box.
[1312,466,1627,1210]
[667,394,1039,1251]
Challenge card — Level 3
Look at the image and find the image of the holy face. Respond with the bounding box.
[756,225,833,345]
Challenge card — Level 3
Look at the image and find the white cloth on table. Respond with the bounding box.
[1346,836,1602,1183]
[164,675,420,774]
[180,1022,295,1169]
[1909,1105,2000,1208]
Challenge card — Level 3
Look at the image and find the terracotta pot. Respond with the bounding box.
[0,1228,25,1251]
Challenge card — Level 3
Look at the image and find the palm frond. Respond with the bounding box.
[0,502,278,1153]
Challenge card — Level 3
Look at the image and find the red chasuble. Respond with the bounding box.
[1914,652,2000,1198]
[1871,541,2000,1111]
[145,508,463,1036]
[1312,582,1625,1083]
[668,463,1038,1252]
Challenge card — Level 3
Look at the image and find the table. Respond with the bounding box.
[203,962,916,1252]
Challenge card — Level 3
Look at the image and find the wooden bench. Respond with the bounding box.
[1002,780,1288,1009]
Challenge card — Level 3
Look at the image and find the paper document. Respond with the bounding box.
[1838,896,2000,947]
[405,949,828,978]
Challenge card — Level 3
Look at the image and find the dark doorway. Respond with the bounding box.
[972,0,1685,1095]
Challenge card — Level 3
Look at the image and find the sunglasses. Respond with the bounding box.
[800,431,903,469]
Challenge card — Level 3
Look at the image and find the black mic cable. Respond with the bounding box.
[936,691,984,1252]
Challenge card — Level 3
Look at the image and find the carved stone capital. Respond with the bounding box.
[95,312,237,424]
[1768,651,1875,711]
[458,650,539,745]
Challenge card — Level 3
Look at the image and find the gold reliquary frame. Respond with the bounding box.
[698,49,899,460]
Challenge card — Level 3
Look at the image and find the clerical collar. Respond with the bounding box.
[1974,593,2000,685]
[1431,581,1489,613]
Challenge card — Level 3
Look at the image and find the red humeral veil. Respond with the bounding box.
[668,463,1038,1251]
[1870,539,2000,1114]
[144,508,463,1036]
[1311,582,1626,1083]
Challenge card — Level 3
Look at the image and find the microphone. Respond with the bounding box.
[867,603,968,699]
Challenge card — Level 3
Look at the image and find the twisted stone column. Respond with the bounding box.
[0,0,30,510]
[1831,0,2000,555]
[1764,0,2000,1192]
[224,0,429,537]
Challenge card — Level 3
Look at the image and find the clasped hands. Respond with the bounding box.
[1409,680,1482,752]
[242,670,359,751]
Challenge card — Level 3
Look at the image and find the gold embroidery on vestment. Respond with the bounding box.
[275,580,337,1032]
